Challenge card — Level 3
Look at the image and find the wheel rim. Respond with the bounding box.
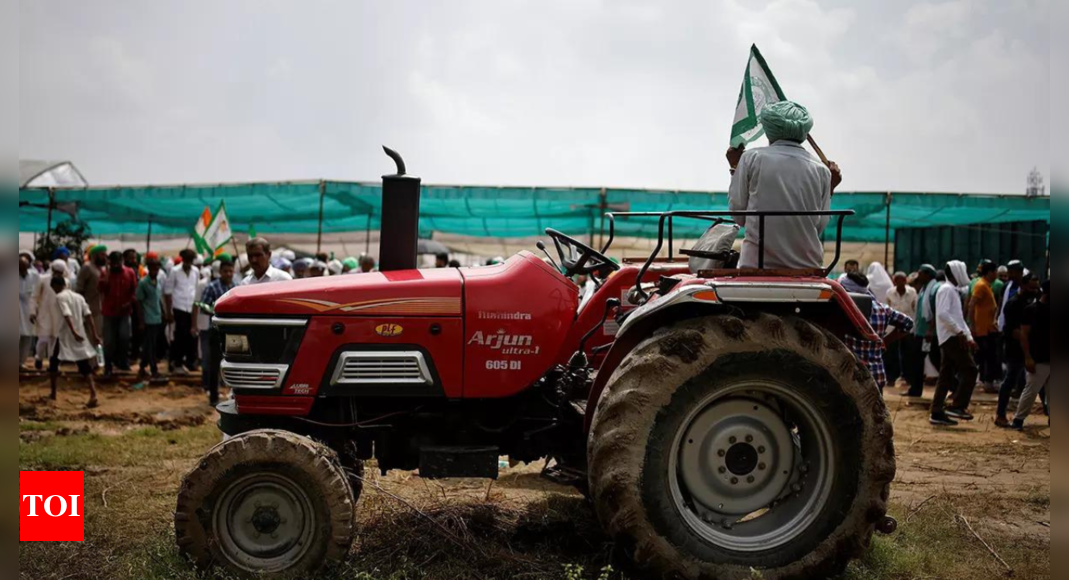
[668,380,836,552]
[214,472,317,573]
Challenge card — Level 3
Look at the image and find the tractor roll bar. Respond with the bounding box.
[602,210,855,302]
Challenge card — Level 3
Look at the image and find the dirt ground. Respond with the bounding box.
[18,373,1050,580]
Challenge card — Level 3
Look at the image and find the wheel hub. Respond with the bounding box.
[251,506,282,535]
[214,473,316,572]
[668,381,838,553]
[725,443,759,476]
[679,398,795,516]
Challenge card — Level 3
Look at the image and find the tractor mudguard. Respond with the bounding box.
[583,276,879,434]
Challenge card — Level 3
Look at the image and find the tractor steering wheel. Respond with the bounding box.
[545,228,620,281]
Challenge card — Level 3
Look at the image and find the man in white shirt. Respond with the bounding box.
[49,276,101,408]
[163,249,201,375]
[885,271,918,389]
[930,261,979,427]
[31,259,71,371]
[727,100,843,270]
[241,238,293,286]
[19,253,39,370]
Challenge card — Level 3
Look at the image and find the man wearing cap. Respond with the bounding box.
[727,101,843,271]
[997,261,1026,331]
[994,266,1009,304]
[76,245,109,335]
[930,261,979,426]
[906,265,940,397]
[1013,280,1049,430]
[31,259,71,370]
[19,252,40,370]
[292,258,311,279]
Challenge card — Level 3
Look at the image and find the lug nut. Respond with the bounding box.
[731,477,739,485]
[758,463,767,471]
[718,449,727,457]
[729,436,738,444]
[718,467,727,474]
[747,476,756,484]
[745,435,754,443]
[758,446,766,454]
[271,533,279,540]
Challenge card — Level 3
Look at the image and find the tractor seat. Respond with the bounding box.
[847,292,874,322]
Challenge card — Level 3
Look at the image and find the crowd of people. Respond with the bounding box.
[18,234,1048,432]
[15,237,407,408]
[838,259,1049,430]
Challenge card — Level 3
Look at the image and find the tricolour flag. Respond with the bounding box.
[192,207,213,255]
[730,45,788,148]
[202,202,234,258]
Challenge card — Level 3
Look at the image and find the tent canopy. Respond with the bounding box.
[19,160,88,188]
[18,181,1051,244]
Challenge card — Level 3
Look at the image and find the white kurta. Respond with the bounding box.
[32,275,64,339]
[19,270,38,337]
[728,141,833,270]
[55,290,97,362]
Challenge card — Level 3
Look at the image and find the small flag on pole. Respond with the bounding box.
[192,207,212,255]
[730,45,788,148]
[202,202,234,259]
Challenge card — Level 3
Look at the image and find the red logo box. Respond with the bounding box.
[20,471,85,542]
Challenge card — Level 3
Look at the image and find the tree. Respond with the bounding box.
[34,219,93,264]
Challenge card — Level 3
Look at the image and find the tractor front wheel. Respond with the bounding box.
[175,430,357,579]
[588,314,895,579]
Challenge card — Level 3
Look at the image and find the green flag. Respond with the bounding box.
[730,45,788,148]
[191,206,212,255]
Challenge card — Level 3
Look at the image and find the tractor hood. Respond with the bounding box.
[214,268,464,318]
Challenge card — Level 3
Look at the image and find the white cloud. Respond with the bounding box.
[895,1,976,62]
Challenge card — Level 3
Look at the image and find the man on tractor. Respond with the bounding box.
[726,101,843,270]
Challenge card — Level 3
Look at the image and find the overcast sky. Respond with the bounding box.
[19,0,1049,194]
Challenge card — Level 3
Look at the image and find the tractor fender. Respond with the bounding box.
[583,279,879,434]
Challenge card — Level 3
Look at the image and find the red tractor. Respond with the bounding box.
[176,149,896,580]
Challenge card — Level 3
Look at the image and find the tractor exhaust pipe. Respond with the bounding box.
[379,146,421,272]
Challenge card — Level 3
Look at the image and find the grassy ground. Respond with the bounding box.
[19,421,1048,580]
[18,378,1050,580]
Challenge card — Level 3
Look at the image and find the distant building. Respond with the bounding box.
[19,160,88,188]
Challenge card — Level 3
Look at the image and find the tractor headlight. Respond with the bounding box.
[225,334,250,355]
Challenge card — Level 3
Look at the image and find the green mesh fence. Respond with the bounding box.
[18,182,1050,244]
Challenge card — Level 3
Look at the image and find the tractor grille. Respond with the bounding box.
[220,361,289,390]
[330,351,433,386]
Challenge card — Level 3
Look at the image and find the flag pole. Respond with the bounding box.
[806,135,830,166]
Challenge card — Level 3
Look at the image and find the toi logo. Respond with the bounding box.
[20,471,85,542]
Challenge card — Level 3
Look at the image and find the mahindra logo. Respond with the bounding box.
[20,471,85,542]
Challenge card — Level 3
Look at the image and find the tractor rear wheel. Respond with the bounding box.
[588,314,895,580]
[175,430,357,579]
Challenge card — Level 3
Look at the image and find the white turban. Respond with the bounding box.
[946,261,970,289]
[50,259,69,274]
[328,259,343,275]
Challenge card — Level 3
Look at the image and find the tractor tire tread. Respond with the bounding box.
[174,429,357,579]
[588,314,895,580]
